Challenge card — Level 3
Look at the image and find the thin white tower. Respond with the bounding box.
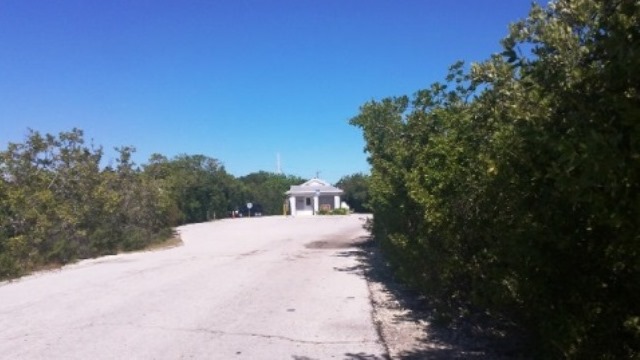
[276,153,282,174]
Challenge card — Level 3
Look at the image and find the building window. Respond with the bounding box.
[306,197,311,206]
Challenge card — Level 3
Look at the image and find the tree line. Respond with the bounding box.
[350,0,638,358]
[2,128,366,279]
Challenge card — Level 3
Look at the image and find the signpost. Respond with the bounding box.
[247,202,253,217]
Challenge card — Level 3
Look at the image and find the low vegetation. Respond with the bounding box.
[0,131,308,280]
[350,0,639,358]
[317,208,349,216]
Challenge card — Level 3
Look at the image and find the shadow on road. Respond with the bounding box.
[334,237,530,360]
[292,353,387,360]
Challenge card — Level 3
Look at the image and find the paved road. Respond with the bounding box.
[0,215,385,359]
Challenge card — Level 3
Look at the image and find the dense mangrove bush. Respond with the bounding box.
[351,1,639,357]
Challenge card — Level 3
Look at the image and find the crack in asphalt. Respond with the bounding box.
[191,328,380,345]
[77,322,380,346]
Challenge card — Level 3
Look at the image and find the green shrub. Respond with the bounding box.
[330,208,348,215]
[351,1,640,357]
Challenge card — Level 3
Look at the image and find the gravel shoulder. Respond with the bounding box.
[350,238,531,360]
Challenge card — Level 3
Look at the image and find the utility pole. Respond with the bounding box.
[276,153,282,174]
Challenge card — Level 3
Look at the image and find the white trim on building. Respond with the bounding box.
[285,178,343,216]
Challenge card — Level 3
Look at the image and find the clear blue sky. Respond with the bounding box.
[0,0,540,183]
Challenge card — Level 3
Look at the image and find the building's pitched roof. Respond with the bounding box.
[285,178,343,195]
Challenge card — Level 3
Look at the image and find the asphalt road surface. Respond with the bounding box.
[0,215,386,360]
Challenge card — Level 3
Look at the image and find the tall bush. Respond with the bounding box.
[0,130,172,278]
[351,1,640,357]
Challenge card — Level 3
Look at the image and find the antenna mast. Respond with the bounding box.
[276,153,282,174]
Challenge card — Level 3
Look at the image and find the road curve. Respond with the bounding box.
[0,215,385,359]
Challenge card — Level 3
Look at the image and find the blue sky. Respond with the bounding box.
[0,1,540,183]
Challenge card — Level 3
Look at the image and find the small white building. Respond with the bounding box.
[285,178,343,216]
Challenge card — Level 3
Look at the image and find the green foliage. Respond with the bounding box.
[0,131,310,280]
[0,129,173,278]
[317,207,348,216]
[351,0,640,358]
[238,171,306,215]
[336,173,370,212]
[143,153,236,224]
[330,208,348,215]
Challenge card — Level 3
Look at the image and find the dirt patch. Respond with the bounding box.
[237,249,267,259]
[305,240,353,249]
[139,234,183,252]
[305,236,369,250]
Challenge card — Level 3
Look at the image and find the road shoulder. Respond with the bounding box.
[355,239,530,360]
